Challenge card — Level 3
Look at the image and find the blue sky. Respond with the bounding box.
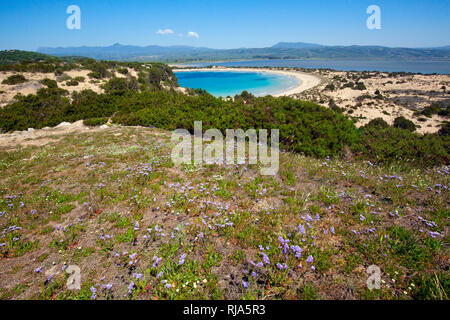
[0,0,449,50]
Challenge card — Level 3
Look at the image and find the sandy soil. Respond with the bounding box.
[0,120,110,148]
[289,69,449,134]
[172,67,322,97]
[0,67,140,107]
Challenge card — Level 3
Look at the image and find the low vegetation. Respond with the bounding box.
[0,125,447,300]
[2,75,28,85]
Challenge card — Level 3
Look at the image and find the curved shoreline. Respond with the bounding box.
[172,67,321,97]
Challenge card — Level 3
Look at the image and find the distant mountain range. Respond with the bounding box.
[36,42,450,62]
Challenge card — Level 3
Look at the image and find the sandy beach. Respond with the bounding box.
[172,67,322,97]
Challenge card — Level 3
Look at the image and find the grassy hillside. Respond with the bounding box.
[0,124,448,299]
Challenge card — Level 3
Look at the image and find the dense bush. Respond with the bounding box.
[111,91,359,158]
[103,77,139,95]
[438,122,450,136]
[66,80,79,86]
[366,117,390,129]
[39,78,58,88]
[422,104,442,117]
[394,116,416,131]
[419,104,449,118]
[73,76,85,82]
[137,63,178,89]
[2,74,27,85]
[83,117,109,126]
[0,88,70,132]
[438,108,449,117]
[353,122,449,166]
[0,88,115,132]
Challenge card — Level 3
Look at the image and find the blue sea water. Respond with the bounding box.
[185,59,450,75]
[175,71,300,98]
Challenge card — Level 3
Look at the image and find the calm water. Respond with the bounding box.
[185,59,450,74]
[175,71,300,97]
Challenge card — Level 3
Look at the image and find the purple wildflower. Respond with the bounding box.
[34,266,43,273]
[128,282,135,294]
[152,256,162,268]
[178,253,186,266]
[260,252,270,265]
[90,286,97,300]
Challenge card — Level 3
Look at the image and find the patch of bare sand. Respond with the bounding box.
[0,120,110,148]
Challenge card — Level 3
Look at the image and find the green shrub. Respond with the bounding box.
[112,92,359,158]
[56,74,71,82]
[438,107,449,117]
[353,123,449,166]
[103,77,138,95]
[0,88,70,132]
[2,74,27,85]
[85,60,111,79]
[83,117,108,126]
[355,82,367,90]
[422,104,445,118]
[329,99,344,113]
[66,80,79,86]
[73,76,85,82]
[394,116,416,131]
[366,118,390,129]
[54,68,64,76]
[438,122,450,136]
[234,90,255,101]
[39,78,58,88]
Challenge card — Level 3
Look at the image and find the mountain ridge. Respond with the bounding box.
[36,42,450,62]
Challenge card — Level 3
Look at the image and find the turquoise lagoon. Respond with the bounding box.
[174,70,300,97]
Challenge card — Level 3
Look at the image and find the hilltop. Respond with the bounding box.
[0,50,53,65]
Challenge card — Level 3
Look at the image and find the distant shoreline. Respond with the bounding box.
[170,59,450,75]
[172,67,322,97]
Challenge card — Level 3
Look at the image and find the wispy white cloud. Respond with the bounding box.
[187,31,199,39]
[156,29,174,35]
